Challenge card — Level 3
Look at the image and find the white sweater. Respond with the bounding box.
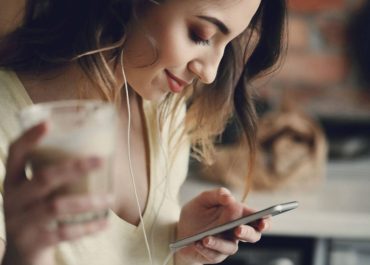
[0,69,190,265]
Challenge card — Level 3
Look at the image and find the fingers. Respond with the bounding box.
[52,217,108,243]
[189,224,263,263]
[198,187,235,208]
[5,122,47,185]
[47,194,112,227]
[201,236,238,255]
[7,193,112,232]
[195,243,228,264]
[255,218,271,232]
[233,205,266,243]
[11,215,108,257]
[193,236,238,264]
[6,193,112,255]
[5,157,102,214]
[34,194,112,225]
[28,158,101,204]
[234,225,262,243]
[240,205,271,231]
[192,225,263,263]
[3,122,113,262]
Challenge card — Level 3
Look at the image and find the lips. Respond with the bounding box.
[165,70,190,93]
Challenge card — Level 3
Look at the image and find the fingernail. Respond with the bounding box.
[235,226,243,236]
[220,187,231,195]
[259,220,266,230]
[204,237,213,247]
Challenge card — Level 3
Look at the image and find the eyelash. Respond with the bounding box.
[189,31,210,46]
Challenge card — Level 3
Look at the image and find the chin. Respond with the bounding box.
[136,88,168,102]
[128,79,169,102]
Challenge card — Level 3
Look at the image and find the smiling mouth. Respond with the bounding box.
[165,70,190,93]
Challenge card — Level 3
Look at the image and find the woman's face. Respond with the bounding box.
[123,0,261,101]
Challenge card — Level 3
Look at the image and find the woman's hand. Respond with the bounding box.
[2,123,112,265]
[175,187,270,265]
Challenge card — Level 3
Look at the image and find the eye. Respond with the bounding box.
[189,30,210,46]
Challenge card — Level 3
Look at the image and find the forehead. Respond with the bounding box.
[174,0,261,36]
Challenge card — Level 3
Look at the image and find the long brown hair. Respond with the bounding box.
[0,0,287,193]
[183,0,287,194]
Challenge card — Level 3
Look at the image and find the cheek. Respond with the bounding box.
[122,30,160,90]
[155,26,191,67]
[123,32,157,67]
[122,19,191,95]
[124,27,188,72]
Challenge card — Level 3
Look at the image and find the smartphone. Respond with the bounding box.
[169,201,299,250]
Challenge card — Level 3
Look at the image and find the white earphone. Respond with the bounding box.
[120,52,154,265]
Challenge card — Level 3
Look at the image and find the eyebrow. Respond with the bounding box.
[197,15,230,35]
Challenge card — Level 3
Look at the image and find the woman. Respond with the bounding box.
[0,0,287,264]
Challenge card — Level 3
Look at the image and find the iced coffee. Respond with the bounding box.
[19,100,118,223]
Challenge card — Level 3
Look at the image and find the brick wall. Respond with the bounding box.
[258,0,370,119]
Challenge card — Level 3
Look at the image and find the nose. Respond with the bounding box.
[188,48,224,84]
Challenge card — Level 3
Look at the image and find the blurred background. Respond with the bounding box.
[181,0,370,264]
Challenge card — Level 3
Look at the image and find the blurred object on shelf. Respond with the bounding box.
[329,240,370,265]
[267,258,295,265]
[251,103,327,191]
[320,114,370,159]
[329,136,370,159]
[260,86,370,160]
[198,100,327,191]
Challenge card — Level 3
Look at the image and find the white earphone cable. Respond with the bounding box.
[121,53,154,265]
[149,109,170,253]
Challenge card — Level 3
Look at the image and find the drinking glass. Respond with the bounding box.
[19,100,118,223]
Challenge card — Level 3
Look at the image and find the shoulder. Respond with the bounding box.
[0,69,27,133]
[0,69,31,107]
[0,69,31,181]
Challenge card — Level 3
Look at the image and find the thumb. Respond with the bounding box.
[5,122,47,185]
[199,187,235,208]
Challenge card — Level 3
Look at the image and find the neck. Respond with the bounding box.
[16,63,142,121]
[17,64,101,104]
